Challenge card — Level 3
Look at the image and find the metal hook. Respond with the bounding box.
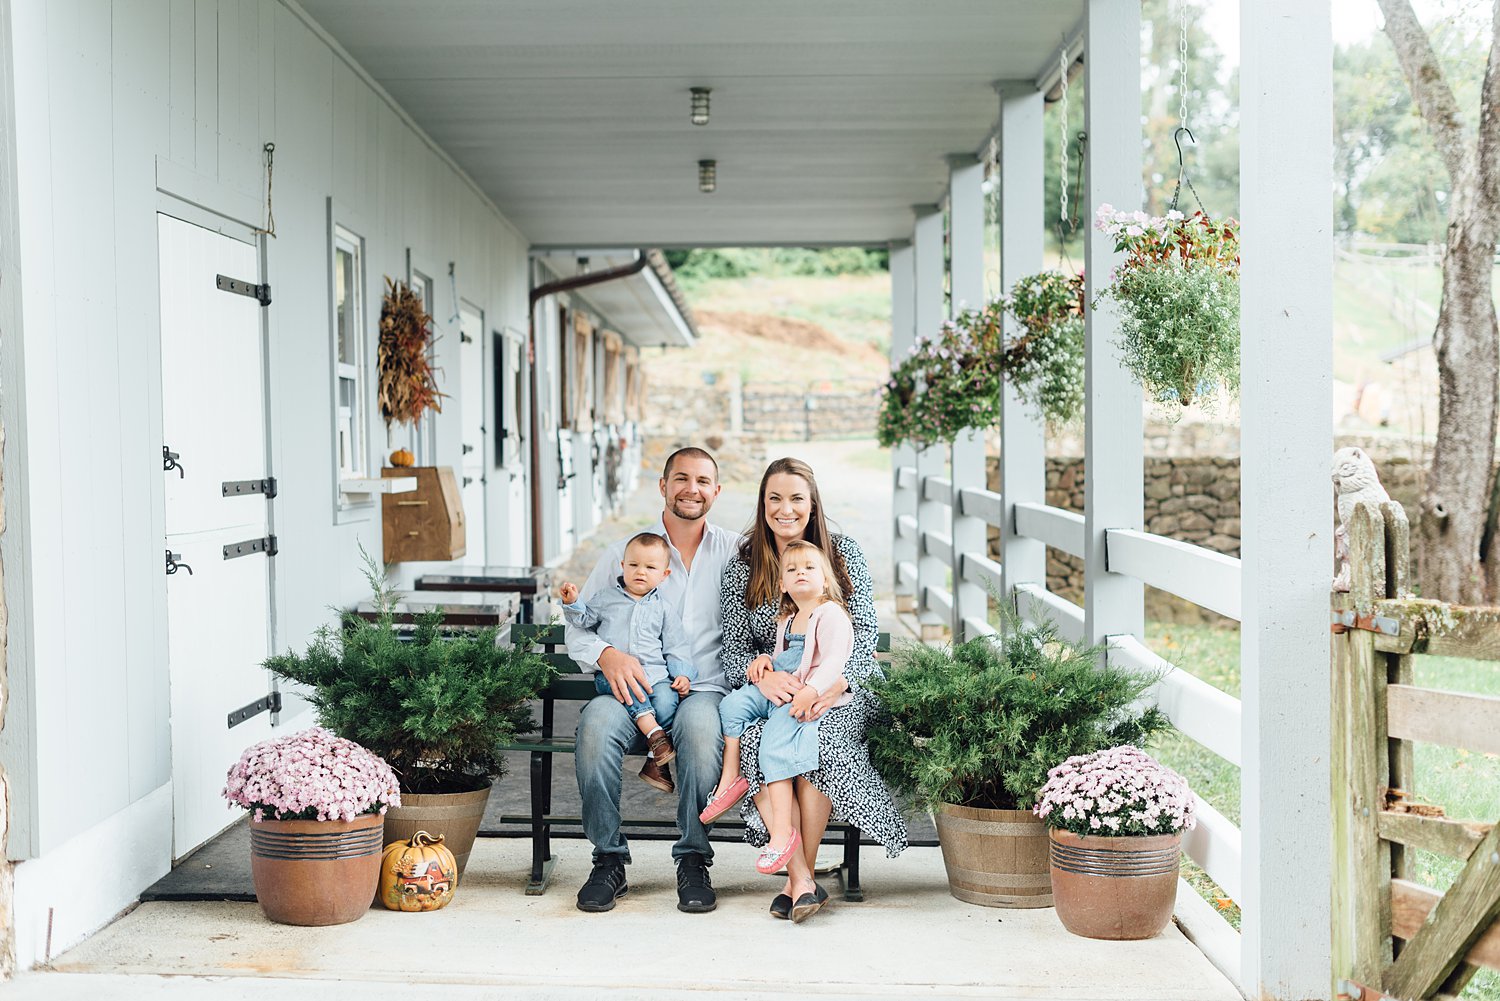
[1174,126,1196,168]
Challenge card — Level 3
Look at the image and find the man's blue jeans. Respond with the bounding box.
[575,688,724,865]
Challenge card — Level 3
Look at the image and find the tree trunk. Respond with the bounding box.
[1419,183,1500,603]
[1379,0,1500,602]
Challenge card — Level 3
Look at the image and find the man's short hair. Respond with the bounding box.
[624,532,671,558]
[662,446,719,483]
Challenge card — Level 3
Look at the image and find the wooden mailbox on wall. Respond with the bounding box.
[382,466,466,562]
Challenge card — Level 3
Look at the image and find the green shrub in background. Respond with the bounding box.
[868,609,1171,811]
[663,246,889,284]
[264,549,556,795]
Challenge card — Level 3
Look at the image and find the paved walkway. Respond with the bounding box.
[16,840,1237,1001]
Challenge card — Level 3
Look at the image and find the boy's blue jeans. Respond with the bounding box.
[592,673,679,727]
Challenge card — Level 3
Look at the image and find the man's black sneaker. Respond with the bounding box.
[576,859,628,912]
[676,852,717,913]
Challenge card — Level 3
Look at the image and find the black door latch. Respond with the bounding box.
[163,445,185,478]
[165,550,193,575]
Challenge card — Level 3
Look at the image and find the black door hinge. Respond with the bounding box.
[216,274,271,307]
[222,477,277,499]
[228,691,282,728]
[223,535,277,560]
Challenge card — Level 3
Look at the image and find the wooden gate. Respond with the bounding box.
[1332,500,1500,1000]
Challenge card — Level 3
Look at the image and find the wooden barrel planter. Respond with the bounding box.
[933,803,1053,908]
[1048,829,1182,939]
[250,813,384,926]
[382,780,492,876]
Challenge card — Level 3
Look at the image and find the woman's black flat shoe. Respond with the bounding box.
[770,893,793,919]
[791,883,829,923]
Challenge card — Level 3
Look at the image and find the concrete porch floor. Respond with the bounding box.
[14,839,1238,1000]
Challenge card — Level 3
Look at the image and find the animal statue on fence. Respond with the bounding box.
[1332,446,1390,592]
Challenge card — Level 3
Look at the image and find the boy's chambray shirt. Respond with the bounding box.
[561,581,695,687]
[563,516,737,694]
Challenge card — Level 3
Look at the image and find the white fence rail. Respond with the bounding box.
[1106,529,1242,621]
[1013,502,1086,558]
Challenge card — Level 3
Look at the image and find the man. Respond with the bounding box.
[566,446,737,913]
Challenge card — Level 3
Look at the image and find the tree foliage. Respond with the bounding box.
[1334,15,1489,243]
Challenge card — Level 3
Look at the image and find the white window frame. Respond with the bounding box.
[332,223,371,511]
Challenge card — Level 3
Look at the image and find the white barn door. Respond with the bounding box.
[459,304,487,565]
[157,214,275,857]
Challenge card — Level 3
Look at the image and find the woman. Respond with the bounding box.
[719,456,907,921]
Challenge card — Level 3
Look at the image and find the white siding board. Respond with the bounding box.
[114,0,175,805]
[192,0,218,178]
[168,0,195,167]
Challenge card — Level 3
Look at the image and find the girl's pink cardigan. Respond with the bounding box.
[773,601,854,709]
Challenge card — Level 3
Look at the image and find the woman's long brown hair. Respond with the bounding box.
[740,457,852,608]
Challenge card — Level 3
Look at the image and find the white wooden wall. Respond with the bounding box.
[0,0,539,968]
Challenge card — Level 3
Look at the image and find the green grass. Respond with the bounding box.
[1144,621,1500,998]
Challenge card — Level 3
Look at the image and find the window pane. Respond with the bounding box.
[335,246,354,365]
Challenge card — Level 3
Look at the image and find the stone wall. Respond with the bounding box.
[987,452,1428,623]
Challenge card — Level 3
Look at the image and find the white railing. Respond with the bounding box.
[1013,502,1086,558]
[1106,529,1242,621]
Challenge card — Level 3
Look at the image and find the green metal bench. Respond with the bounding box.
[501,622,889,901]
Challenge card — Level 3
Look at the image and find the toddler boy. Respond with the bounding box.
[557,532,696,793]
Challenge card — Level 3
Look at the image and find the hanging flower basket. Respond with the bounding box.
[1093,206,1240,409]
[876,302,1006,449]
[378,278,446,428]
[1000,271,1086,426]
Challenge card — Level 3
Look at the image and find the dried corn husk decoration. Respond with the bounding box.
[378,277,446,428]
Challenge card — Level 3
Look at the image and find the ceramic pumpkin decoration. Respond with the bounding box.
[389,447,415,468]
[379,830,457,911]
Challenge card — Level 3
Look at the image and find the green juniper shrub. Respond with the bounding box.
[264,548,555,795]
[867,610,1171,811]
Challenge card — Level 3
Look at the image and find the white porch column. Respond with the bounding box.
[1239,1,1333,995]
[948,156,988,642]
[890,240,918,612]
[997,84,1047,613]
[913,205,947,639]
[1082,0,1143,648]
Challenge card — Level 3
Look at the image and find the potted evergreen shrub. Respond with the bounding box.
[265,550,554,874]
[1035,745,1195,940]
[867,612,1169,908]
[223,727,400,926]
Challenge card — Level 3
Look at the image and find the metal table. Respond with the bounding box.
[414,565,551,624]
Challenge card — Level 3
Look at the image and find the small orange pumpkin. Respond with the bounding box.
[379,830,457,911]
[389,447,415,468]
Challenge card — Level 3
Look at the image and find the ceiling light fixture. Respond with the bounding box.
[690,87,711,126]
[698,160,717,194]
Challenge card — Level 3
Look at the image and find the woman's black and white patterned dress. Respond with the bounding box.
[720,534,908,857]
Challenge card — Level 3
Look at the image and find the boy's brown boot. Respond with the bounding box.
[639,757,675,794]
[645,729,677,765]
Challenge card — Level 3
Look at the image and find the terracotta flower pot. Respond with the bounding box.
[933,803,1053,908]
[1048,828,1182,940]
[250,813,384,926]
[382,780,492,877]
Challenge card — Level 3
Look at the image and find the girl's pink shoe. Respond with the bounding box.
[698,776,750,824]
[755,829,803,875]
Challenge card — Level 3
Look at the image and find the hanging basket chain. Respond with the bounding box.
[1168,1,1207,216]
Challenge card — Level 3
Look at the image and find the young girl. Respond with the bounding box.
[699,540,853,874]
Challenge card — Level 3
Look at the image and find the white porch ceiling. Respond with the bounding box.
[298,1,1085,247]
